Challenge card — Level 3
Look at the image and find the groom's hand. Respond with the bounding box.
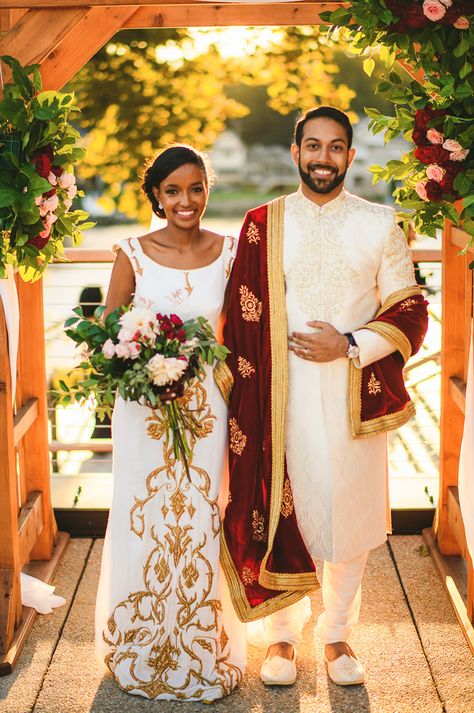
[288,321,348,362]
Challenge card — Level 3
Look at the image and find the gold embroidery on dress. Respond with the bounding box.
[239,285,262,322]
[237,356,255,378]
[281,478,294,518]
[400,298,417,311]
[183,271,194,296]
[104,381,243,698]
[252,510,266,542]
[246,221,260,244]
[127,238,144,276]
[368,372,382,396]
[241,566,257,586]
[229,418,247,455]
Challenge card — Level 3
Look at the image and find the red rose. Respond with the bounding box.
[170,314,183,328]
[34,153,52,178]
[175,329,186,343]
[414,145,450,165]
[425,180,444,202]
[439,162,463,194]
[412,128,428,147]
[415,107,446,132]
[160,317,173,335]
[50,165,63,178]
[404,3,428,28]
[29,226,51,249]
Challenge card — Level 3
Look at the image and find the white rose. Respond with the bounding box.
[129,342,141,360]
[58,172,75,190]
[115,342,131,359]
[102,339,116,359]
[117,326,135,343]
[120,307,157,340]
[146,354,169,386]
[165,357,188,382]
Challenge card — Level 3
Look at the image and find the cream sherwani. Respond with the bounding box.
[283,188,416,564]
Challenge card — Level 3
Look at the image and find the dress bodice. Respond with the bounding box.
[115,235,237,331]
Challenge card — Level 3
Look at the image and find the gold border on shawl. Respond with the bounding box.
[349,361,416,439]
[375,285,422,317]
[259,196,319,591]
[213,360,234,406]
[219,530,314,622]
[364,322,412,365]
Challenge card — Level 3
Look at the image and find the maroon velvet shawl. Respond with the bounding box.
[218,197,428,622]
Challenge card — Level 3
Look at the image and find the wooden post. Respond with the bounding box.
[0,300,22,654]
[15,277,56,560]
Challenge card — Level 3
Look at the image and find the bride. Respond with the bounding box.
[95,145,246,701]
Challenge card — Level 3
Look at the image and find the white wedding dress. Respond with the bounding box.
[95,236,246,702]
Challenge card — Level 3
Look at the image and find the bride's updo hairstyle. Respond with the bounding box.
[142,144,213,219]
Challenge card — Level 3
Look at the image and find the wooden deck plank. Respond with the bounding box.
[0,539,92,712]
[33,541,442,713]
[390,535,474,713]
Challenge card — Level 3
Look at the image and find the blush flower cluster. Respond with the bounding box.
[386,0,470,32]
[30,145,78,249]
[412,106,470,202]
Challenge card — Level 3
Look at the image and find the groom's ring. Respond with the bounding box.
[304,348,308,355]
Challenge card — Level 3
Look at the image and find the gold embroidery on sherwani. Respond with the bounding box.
[237,356,255,378]
[382,222,415,285]
[241,567,257,586]
[400,298,417,311]
[104,381,242,699]
[368,372,382,396]
[281,479,294,518]
[229,418,247,455]
[239,285,262,322]
[246,221,260,244]
[252,510,266,542]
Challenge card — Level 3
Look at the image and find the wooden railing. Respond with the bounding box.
[0,278,69,676]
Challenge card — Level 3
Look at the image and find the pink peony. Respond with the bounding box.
[426,164,446,182]
[450,148,469,161]
[423,0,446,21]
[426,128,444,144]
[453,16,469,29]
[415,181,429,201]
[102,339,116,359]
[58,172,75,190]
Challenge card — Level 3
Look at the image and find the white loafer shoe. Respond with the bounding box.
[260,649,297,686]
[325,653,366,686]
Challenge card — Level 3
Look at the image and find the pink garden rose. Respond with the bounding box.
[128,342,141,360]
[63,198,73,210]
[42,194,59,213]
[67,184,77,200]
[58,172,75,190]
[426,164,446,182]
[443,139,462,152]
[415,181,429,201]
[102,339,116,359]
[450,148,469,161]
[439,0,452,7]
[44,212,58,228]
[47,171,58,186]
[426,128,444,144]
[423,0,446,21]
[115,342,132,359]
[453,16,469,29]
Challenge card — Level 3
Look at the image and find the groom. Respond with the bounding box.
[219,106,428,685]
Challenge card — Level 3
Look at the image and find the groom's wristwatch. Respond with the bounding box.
[344,332,360,359]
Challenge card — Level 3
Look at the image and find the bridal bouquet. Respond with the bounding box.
[57,305,229,478]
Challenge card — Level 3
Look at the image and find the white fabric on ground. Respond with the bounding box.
[20,573,66,614]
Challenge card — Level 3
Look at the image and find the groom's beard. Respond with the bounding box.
[299,158,348,195]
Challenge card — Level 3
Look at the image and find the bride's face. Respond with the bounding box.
[153,163,208,230]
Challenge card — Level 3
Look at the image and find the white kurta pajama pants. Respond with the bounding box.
[263,189,417,645]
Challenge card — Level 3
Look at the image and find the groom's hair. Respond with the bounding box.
[294,107,353,148]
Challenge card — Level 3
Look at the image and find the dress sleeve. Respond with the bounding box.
[353,211,417,369]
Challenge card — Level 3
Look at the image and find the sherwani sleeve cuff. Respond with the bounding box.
[352,328,396,369]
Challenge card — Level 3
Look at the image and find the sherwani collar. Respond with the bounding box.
[294,186,348,215]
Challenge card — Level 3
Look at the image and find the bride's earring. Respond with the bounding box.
[158,202,163,211]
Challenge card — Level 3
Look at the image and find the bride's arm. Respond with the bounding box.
[103,249,135,319]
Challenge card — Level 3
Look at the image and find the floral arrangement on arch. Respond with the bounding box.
[321,1,474,248]
[0,55,93,281]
